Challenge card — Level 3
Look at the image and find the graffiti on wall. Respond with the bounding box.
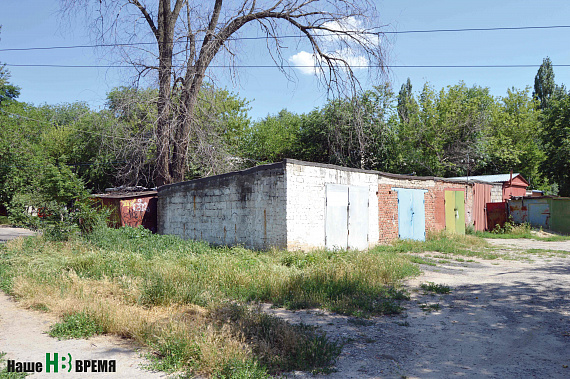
[119,197,157,232]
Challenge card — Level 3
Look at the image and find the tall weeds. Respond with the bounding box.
[1,226,421,377]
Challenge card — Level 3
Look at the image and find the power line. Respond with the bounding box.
[1,24,570,52]
[4,63,570,69]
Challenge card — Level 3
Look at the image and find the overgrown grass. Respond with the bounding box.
[0,226,422,377]
[471,222,570,241]
[474,230,570,241]
[381,232,500,260]
[0,216,10,225]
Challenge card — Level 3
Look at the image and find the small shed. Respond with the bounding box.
[449,173,528,201]
[93,191,158,232]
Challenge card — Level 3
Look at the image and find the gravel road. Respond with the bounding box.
[275,240,570,378]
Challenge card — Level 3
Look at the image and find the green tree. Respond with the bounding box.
[295,86,399,172]
[533,57,555,110]
[0,64,20,106]
[396,81,494,176]
[242,109,301,164]
[541,89,570,196]
[104,85,251,182]
[485,87,545,187]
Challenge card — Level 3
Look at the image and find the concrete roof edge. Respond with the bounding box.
[157,161,285,193]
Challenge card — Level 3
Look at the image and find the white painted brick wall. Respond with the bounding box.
[285,161,379,250]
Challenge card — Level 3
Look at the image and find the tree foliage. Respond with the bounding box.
[541,89,570,196]
[533,57,555,110]
[61,0,386,186]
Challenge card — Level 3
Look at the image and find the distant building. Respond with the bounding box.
[448,173,529,201]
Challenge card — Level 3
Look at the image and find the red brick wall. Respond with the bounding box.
[378,180,474,243]
[377,182,438,243]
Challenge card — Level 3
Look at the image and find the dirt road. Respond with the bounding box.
[276,240,570,378]
[0,293,168,378]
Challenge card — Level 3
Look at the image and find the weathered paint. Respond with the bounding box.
[396,188,426,241]
[119,196,158,232]
[527,199,550,228]
[325,184,349,250]
[472,183,491,231]
[486,202,507,230]
[445,191,456,233]
[550,198,570,235]
[444,190,465,235]
[348,185,370,249]
[95,192,158,232]
[455,191,466,234]
[509,197,551,230]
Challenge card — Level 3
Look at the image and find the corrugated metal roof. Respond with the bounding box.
[447,173,521,183]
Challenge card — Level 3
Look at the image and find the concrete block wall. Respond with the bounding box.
[285,160,379,250]
[490,184,503,203]
[158,162,287,250]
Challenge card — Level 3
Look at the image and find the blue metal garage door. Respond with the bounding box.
[396,188,426,241]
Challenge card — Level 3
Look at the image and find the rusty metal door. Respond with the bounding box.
[486,202,507,230]
[325,184,369,250]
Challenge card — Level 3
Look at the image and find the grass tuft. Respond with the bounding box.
[49,312,105,339]
[420,282,451,294]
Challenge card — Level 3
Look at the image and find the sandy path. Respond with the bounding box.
[0,293,168,378]
[485,237,570,252]
[271,241,570,378]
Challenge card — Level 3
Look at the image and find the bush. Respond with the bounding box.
[491,220,531,235]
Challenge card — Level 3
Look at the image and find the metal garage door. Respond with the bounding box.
[445,190,465,235]
[325,184,369,250]
[396,188,426,241]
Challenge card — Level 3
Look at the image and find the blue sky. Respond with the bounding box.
[2,0,570,120]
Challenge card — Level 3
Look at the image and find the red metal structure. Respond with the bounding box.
[472,182,492,231]
[486,202,508,230]
[94,191,158,232]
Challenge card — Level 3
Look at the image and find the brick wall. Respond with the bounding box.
[377,177,475,243]
[377,177,437,243]
[158,162,287,250]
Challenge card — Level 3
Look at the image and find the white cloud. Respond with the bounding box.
[288,51,318,75]
[288,17,379,76]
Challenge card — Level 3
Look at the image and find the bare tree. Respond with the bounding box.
[62,0,386,186]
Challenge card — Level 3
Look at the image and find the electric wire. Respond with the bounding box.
[3,63,570,69]
[1,24,570,52]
